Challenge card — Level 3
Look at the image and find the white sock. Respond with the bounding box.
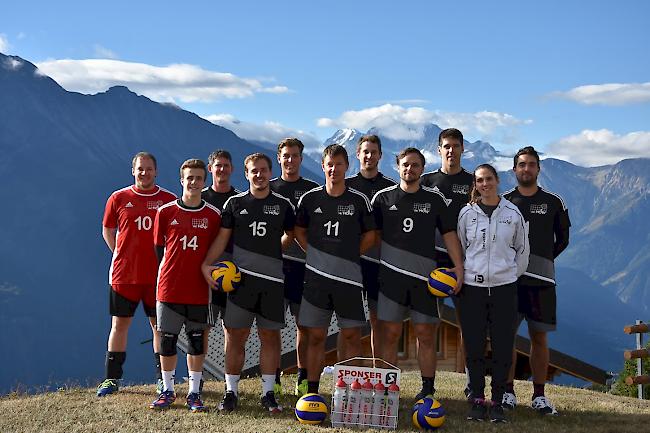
[162,370,175,393]
[189,371,202,394]
[261,374,275,395]
[225,374,240,396]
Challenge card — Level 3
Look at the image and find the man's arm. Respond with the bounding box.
[553,208,571,258]
[294,226,308,252]
[281,230,295,251]
[200,228,233,289]
[102,227,117,252]
[442,231,464,293]
[359,230,377,255]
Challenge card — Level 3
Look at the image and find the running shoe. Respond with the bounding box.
[294,379,308,397]
[467,398,488,421]
[502,392,517,410]
[186,392,207,413]
[489,402,507,423]
[218,391,238,411]
[531,396,558,415]
[149,390,176,410]
[96,379,119,397]
[414,389,434,401]
[260,391,283,414]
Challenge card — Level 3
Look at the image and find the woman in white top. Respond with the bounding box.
[456,164,529,423]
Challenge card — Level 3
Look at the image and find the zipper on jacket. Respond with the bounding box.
[487,214,491,295]
[488,286,491,296]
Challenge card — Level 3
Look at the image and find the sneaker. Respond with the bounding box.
[294,379,308,397]
[218,391,238,411]
[274,382,282,396]
[463,386,473,401]
[531,396,558,415]
[96,379,119,397]
[467,398,488,421]
[414,389,434,401]
[149,390,176,409]
[490,402,507,423]
[502,392,517,410]
[260,391,283,414]
[186,392,207,413]
[155,379,164,394]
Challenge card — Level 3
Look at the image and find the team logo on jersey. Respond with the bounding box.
[337,204,355,216]
[264,205,281,215]
[294,190,305,200]
[452,184,470,195]
[192,217,209,229]
[530,203,548,215]
[147,200,164,210]
[314,207,323,214]
[497,216,512,225]
[171,219,179,226]
[389,205,398,211]
[240,209,249,215]
[125,202,134,208]
[413,203,431,214]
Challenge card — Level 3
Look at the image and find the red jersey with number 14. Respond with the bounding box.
[103,185,176,285]
[154,200,221,305]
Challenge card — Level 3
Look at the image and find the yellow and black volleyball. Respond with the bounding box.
[295,393,328,425]
[412,397,446,430]
[210,260,241,293]
[427,267,457,297]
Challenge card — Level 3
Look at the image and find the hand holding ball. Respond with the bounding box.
[427,267,457,297]
[210,261,241,293]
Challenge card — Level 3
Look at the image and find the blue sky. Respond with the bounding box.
[2,0,649,165]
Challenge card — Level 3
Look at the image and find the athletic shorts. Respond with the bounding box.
[298,270,366,328]
[209,289,227,326]
[110,284,156,317]
[156,301,209,335]
[378,266,440,321]
[224,273,285,329]
[282,258,306,305]
[517,283,557,332]
[360,258,380,311]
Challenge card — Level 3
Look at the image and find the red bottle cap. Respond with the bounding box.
[388,384,400,392]
[336,379,347,388]
[374,382,386,392]
[350,379,362,390]
[362,380,374,390]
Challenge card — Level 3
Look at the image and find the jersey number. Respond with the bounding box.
[180,235,198,251]
[324,220,340,237]
[402,217,413,233]
[249,221,267,237]
[134,215,152,231]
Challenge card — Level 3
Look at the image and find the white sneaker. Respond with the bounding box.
[531,396,558,415]
[501,392,517,410]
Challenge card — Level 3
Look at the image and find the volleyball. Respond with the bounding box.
[427,267,457,297]
[412,397,446,430]
[295,393,328,425]
[210,261,241,293]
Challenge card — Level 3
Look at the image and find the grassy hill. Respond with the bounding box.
[2,371,649,433]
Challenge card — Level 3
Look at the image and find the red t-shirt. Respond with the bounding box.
[154,200,221,305]
[103,185,176,285]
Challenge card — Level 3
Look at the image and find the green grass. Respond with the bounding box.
[2,371,649,433]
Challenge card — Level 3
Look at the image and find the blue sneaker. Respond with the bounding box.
[186,392,207,412]
[149,390,176,409]
[96,379,119,397]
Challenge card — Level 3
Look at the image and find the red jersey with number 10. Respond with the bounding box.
[103,185,176,285]
[154,200,221,305]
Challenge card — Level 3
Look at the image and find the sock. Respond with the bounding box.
[154,353,162,381]
[506,382,515,394]
[307,380,319,394]
[105,351,126,380]
[162,370,175,393]
[262,374,276,395]
[421,376,435,394]
[188,371,202,394]
[225,374,240,396]
[533,383,545,398]
[275,368,281,385]
[297,368,308,383]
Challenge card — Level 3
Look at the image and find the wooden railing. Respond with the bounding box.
[624,320,649,398]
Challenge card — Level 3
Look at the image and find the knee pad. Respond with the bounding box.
[160,332,178,356]
[186,329,205,355]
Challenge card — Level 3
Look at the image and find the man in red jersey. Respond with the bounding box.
[150,159,221,412]
[97,152,176,397]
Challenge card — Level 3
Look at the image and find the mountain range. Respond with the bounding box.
[0,52,646,393]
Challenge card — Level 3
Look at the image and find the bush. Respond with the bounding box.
[611,341,650,399]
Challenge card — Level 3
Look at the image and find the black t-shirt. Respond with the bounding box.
[478,202,498,218]
[372,185,456,279]
[504,187,571,286]
[221,190,296,282]
[270,176,319,261]
[296,186,376,285]
[202,186,240,255]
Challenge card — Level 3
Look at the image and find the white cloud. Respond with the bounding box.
[0,34,10,52]
[317,104,531,143]
[202,113,321,148]
[547,129,650,166]
[35,58,290,103]
[93,44,118,59]
[552,82,650,105]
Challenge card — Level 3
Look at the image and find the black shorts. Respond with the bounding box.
[360,258,380,302]
[379,266,439,318]
[227,273,285,325]
[301,269,366,324]
[282,258,306,304]
[518,282,557,332]
[109,285,156,318]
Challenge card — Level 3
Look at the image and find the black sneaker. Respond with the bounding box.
[467,398,488,421]
[260,391,283,414]
[414,388,434,401]
[218,391,238,411]
[490,402,507,423]
[464,386,473,402]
